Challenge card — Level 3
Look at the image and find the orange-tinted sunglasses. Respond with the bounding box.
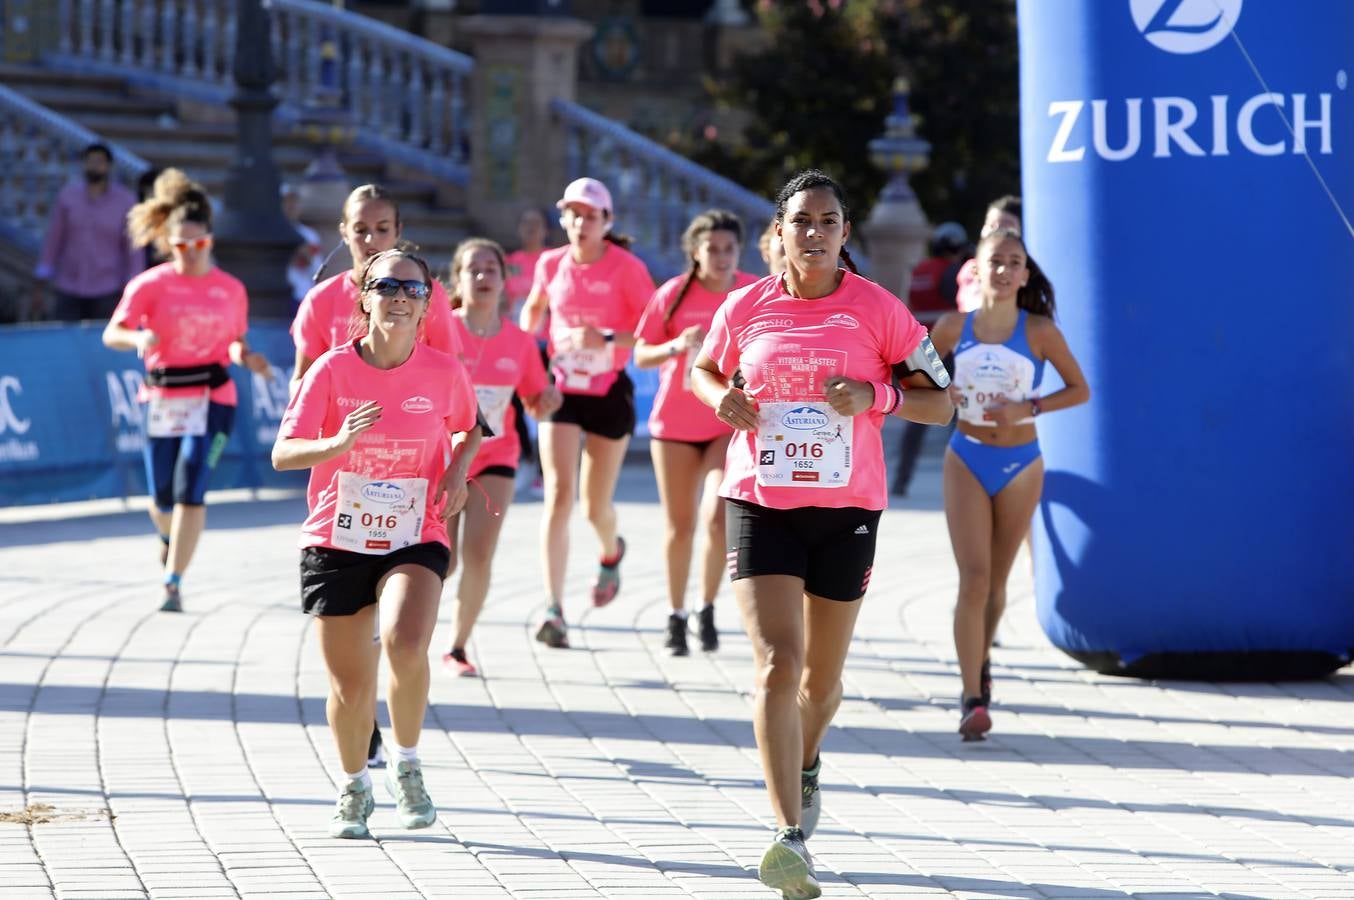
[171,236,213,252]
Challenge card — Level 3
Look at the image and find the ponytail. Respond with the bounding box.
[838,246,861,275]
[126,168,211,255]
[665,208,744,325]
[602,231,634,251]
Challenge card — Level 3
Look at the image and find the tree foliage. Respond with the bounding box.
[684,0,1019,231]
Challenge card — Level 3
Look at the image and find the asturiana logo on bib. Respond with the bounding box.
[362,481,406,504]
[1130,0,1242,54]
[402,396,433,414]
[782,407,829,431]
[825,313,859,329]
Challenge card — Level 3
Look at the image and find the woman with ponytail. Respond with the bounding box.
[102,169,272,612]
[518,177,655,649]
[440,238,561,677]
[634,210,756,657]
[690,170,953,898]
[289,184,461,388]
[929,228,1089,742]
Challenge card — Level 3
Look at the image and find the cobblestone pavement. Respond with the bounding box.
[2,448,1352,899]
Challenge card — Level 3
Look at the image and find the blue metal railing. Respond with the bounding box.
[43,0,473,184]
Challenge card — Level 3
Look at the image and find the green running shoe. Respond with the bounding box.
[384,759,436,829]
[800,755,822,839]
[329,778,374,839]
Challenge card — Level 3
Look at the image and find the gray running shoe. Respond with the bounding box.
[535,613,569,648]
[159,585,182,613]
[329,778,374,839]
[664,613,689,656]
[384,759,436,828]
[758,826,821,899]
[800,755,822,839]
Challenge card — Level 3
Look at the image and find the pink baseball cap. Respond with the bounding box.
[556,177,612,215]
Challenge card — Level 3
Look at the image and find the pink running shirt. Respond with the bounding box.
[504,248,544,307]
[701,271,927,511]
[453,315,549,478]
[532,244,654,396]
[110,263,249,405]
[291,272,461,363]
[281,342,478,551]
[636,270,758,443]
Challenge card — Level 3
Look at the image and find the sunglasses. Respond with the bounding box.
[363,277,431,301]
[171,236,212,252]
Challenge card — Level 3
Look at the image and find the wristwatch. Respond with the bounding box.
[1029,397,1042,417]
[602,329,616,343]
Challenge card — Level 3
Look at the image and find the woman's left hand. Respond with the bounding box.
[435,467,470,520]
[822,375,873,417]
[531,385,563,419]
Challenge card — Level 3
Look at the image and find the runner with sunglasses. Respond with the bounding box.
[691,170,953,898]
[274,249,479,840]
[518,178,655,648]
[102,169,271,612]
[442,238,561,676]
[633,210,756,656]
[290,183,473,767]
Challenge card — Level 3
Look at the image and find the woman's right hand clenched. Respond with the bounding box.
[717,387,759,432]
[335,400,382,450]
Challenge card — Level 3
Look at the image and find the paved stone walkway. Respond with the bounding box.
[2,445,1353,899]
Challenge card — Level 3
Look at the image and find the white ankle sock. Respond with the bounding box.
[673,608,689,620]
[394,744,419,764]
[345,768,372,790]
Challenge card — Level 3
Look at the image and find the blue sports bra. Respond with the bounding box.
[952,310,1045,427]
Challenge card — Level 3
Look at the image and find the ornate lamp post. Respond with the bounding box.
[212,0,301,319]
[862,78,932,301]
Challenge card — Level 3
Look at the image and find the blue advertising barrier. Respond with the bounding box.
[1020,0,1354,678]
[0,321,306,507]
[0,322,659,507]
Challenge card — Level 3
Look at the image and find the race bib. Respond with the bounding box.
[146,391,209,438]
[755,402,852,489]
[475,384,514,436]
[332,472,427,555]
[556,348,611,390]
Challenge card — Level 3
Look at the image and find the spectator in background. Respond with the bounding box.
[32,143,142,321]
[892,221,967,496]
[282,183,322,311]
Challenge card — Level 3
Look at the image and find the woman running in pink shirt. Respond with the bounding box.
[273,249,479,841]
[691,170,953,899]
[442,238,561,677]
[518,177,655,649]
[290,184,461,387]
[102,169,272,613]
[634,210,756,657]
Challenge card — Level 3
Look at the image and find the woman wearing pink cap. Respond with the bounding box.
[634,210,756,657]
[692,170,953,898]
[518,177,656,648]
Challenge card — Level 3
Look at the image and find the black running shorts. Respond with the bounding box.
[724,499,881,601]
[547,370,635,441]
[300,542,452,616]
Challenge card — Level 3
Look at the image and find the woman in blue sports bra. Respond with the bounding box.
[930,228,1089,742]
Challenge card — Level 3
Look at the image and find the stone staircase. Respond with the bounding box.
[0,64,472,280]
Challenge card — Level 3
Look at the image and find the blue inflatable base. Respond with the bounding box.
[1062,649,1351,682]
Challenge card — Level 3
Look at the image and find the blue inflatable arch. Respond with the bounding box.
[1019,0,1354,680]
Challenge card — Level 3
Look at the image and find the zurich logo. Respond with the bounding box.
[782,407,829,431]
[1130,0,1242,54]
[362,481,406,504]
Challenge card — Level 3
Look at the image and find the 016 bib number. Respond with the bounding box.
[146,391,209,438]
[332,472,427,554]
[755,401,852,488]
